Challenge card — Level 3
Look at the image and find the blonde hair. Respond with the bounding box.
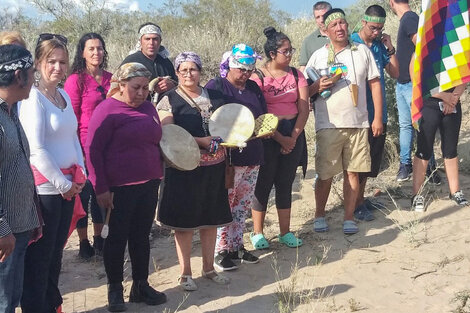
[0,31,27,48]
[34,38,69,70]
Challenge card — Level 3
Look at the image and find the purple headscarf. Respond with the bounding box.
[174,51,202,71]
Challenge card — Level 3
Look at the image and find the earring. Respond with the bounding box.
[34,71,41,87]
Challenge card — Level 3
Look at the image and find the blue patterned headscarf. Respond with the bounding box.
[219,43,261,78]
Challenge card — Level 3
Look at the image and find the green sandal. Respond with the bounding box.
[250,232,269,250]
[278,232,302,248]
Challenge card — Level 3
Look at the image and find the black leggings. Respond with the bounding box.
[254,134,304,211]
[76,180,104,228]
[104,179,160,284]
[22,194,74,313]
[415,98,461,161]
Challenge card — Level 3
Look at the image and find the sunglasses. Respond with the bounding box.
[37,33,68,46]
[96,86,106,100]
[237,68,254,74]
[277,48,296,57]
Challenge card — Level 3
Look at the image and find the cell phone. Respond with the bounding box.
[439,101,457,113]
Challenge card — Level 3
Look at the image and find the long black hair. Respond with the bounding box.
[70,32,108,74]
[263,26,290,61]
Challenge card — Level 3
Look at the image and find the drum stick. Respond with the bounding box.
[100,192,114,239]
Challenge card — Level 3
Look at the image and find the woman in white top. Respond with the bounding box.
[19,34,85,313]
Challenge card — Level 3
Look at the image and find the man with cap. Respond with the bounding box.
[305,8,383,235]
[122,22,177,96]
[0,44,41,313]
[299,1,331,73]
[350,4,399,221]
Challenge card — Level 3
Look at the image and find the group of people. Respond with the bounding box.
[0,0,468,312]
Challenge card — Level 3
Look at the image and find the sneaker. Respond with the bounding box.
[78,239,95,260]
[411,195,425,212]
[228,248,259,264]
[426,166,442,185]
[214,250,238,271]
[449,190,469,206]
[397,163,412,182]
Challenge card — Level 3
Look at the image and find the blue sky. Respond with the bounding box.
[3,0,359,18]
[271,0,359,17]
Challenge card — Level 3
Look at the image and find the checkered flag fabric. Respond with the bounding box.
[411,0,470,128]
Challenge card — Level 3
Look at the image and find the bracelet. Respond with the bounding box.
[387,47,396,56]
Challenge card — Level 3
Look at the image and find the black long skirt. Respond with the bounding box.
[157,161,232,230]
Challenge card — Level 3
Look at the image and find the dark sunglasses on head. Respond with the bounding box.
[37,33,68,46]
[96,86,106,100]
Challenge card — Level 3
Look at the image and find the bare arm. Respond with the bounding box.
[368,77,384,137]
[157,110,174,125]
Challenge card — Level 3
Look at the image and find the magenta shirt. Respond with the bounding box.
[251,68,308,116]
[85,98,163,195]
[64,71,112,149]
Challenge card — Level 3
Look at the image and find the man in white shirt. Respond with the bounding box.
[306,8,383,234]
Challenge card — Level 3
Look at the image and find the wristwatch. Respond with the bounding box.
[387,47,396,56]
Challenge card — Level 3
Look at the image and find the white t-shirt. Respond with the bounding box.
[19,87,84,195]
[305,43,380,131]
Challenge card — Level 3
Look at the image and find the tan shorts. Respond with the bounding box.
[315,128,371,180]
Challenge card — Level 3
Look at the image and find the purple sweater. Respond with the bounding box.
[64,71,112,149]
[85,98,163,195]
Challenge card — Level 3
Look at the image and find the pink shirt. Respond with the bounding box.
[251,68,307,116]
[64,71,112,149]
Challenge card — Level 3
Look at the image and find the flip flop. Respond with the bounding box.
[250,232,269,250]
[278,232,303,248]
[343,220,359,235]
[313,217,329,232]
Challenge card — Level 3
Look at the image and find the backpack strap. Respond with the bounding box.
[254,69,265,87]
[290,66,299,87]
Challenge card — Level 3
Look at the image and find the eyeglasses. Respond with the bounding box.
[366,24,384,33]
[96,86,106,100]
[37,33,68,46]
[237,68,254,74]
[277,48,296,57]
[178,68,200,76]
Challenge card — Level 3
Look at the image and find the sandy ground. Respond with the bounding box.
[20,96,470,313]
[51,160,470,313]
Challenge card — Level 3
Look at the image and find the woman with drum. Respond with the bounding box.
[64,32,112,259]
[157,52,232,291]
[86,63,167,311]
[205,44,265,271]
[19,34,85,313]
[250,27,309,249]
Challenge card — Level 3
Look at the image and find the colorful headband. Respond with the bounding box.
[324,12,346,28]
[0,54,33,73]
[363,15,386,24]
[174,51,202,70]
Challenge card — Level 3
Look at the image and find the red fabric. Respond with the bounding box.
[31,165,87,238]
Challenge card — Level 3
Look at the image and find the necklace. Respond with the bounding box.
[265,65,289,88]
[40,86,65,111]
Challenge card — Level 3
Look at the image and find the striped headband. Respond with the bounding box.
[0,54,33,73]
[363,15,386,24]
[324,12,346,28]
